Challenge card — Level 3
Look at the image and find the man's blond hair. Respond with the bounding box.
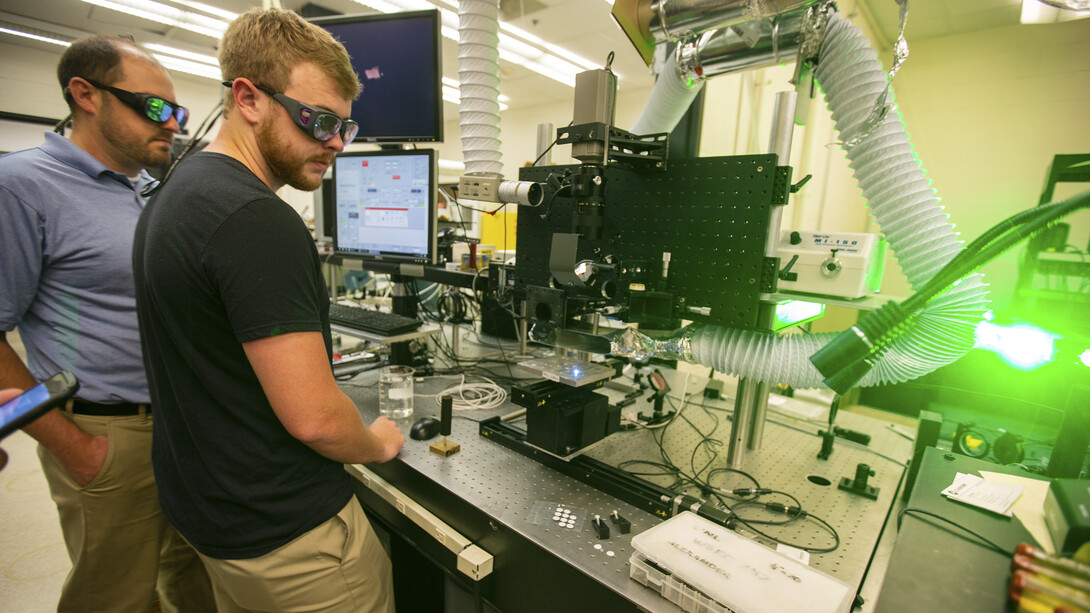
[219,8,361,109]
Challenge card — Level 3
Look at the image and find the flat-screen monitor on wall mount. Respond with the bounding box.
[310,10,444,144]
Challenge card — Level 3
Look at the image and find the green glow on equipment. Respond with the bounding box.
[774,300,825,332]
[974,321,1056,370]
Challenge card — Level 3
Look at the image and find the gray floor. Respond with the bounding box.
[0,330,68,612]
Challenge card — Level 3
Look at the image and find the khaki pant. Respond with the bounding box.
[39,411,215,613]
[199,498,395,613]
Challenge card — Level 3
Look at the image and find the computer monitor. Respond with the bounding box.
[332,149,438,267]
[310,10,443,144]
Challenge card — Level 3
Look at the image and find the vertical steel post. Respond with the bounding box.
[727,91,798,465]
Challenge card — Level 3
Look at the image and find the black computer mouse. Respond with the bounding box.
[409,417,441,441]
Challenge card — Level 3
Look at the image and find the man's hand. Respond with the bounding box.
[62,434,109,487]
[1,344,110,486]
[367,416,406,463]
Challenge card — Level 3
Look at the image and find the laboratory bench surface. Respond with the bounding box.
[340,364,918,612]
[875,447,1047,613]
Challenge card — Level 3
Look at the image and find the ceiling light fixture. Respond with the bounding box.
[349,0,606,87]
[0,24,223,82]
[151,54,222,80]
[0,25,71,47]
[79,0,229,39]
[499,22,605,74]
[166,0,239,22]
[144,42,219,67]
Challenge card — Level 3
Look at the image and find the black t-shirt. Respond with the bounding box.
[133,152,351,559]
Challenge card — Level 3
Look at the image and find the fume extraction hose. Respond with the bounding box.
[458,0,504,177]
[630,51,705,136]
[613,10,990,389]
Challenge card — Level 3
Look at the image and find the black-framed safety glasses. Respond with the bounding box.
[228,81,358,144]
[83,78,189,129]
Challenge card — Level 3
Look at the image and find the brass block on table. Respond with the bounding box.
[430,439,461,457]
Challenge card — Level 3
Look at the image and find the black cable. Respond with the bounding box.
[936,200,1062,280]
[142,100,223,197]
[437,288,472,324]
[437,185,473,245]
[616,459,684,482]
[705,467,761,492]
[531,138,558,167]
[528,121,571,168]
[812,189,1090,394]
[897,507,1013,557]
[731,491,806,526]
[53,113,72,135]
[539,183,571,220]
[732,510,841,554]
[333,361,385,381]
[903,190,1090,314]
[618,385,843,552]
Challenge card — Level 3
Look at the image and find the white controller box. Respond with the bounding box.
[777,231,887,299]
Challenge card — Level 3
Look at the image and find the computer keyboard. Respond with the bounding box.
[329,303,423,336]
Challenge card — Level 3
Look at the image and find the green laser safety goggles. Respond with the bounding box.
[83,78,189,129]
[228,81,358,144]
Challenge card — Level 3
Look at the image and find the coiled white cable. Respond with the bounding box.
[432,373,508,410]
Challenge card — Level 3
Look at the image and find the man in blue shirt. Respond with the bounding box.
[0,35,213,612]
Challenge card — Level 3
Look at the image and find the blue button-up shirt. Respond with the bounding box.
[0,131,155,403]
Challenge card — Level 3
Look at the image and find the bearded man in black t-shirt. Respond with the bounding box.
[133,8,404,613]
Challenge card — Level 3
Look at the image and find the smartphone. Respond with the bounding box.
[0,371,80,440]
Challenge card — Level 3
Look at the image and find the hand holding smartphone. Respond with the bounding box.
[0,371,80,440]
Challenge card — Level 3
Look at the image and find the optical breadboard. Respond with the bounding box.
[518,156,784,331]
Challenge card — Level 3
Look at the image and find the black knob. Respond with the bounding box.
[789,231,802,245]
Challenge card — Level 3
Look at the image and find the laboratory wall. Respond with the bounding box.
[0,40,224,154]
[891,17,1090,312]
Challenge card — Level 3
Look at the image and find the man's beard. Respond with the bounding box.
[101,99,173,170]
[256,114,329,192]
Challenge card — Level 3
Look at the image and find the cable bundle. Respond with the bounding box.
[434,374,508,410]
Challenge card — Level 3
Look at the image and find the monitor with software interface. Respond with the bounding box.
[310,10,443,143]
[332,149,438,266]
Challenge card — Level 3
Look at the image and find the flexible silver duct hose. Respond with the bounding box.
[631,9,806,136]
[630,51,705,136]
[459,0,503,177]
[614,11,990,389]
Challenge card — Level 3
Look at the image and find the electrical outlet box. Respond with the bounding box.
[458,176,502,202]
[777,231,887,299]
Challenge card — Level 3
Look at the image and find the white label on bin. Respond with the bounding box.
[388,388,413,400]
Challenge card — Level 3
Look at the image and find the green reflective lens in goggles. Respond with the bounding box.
[83,78,189,128]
